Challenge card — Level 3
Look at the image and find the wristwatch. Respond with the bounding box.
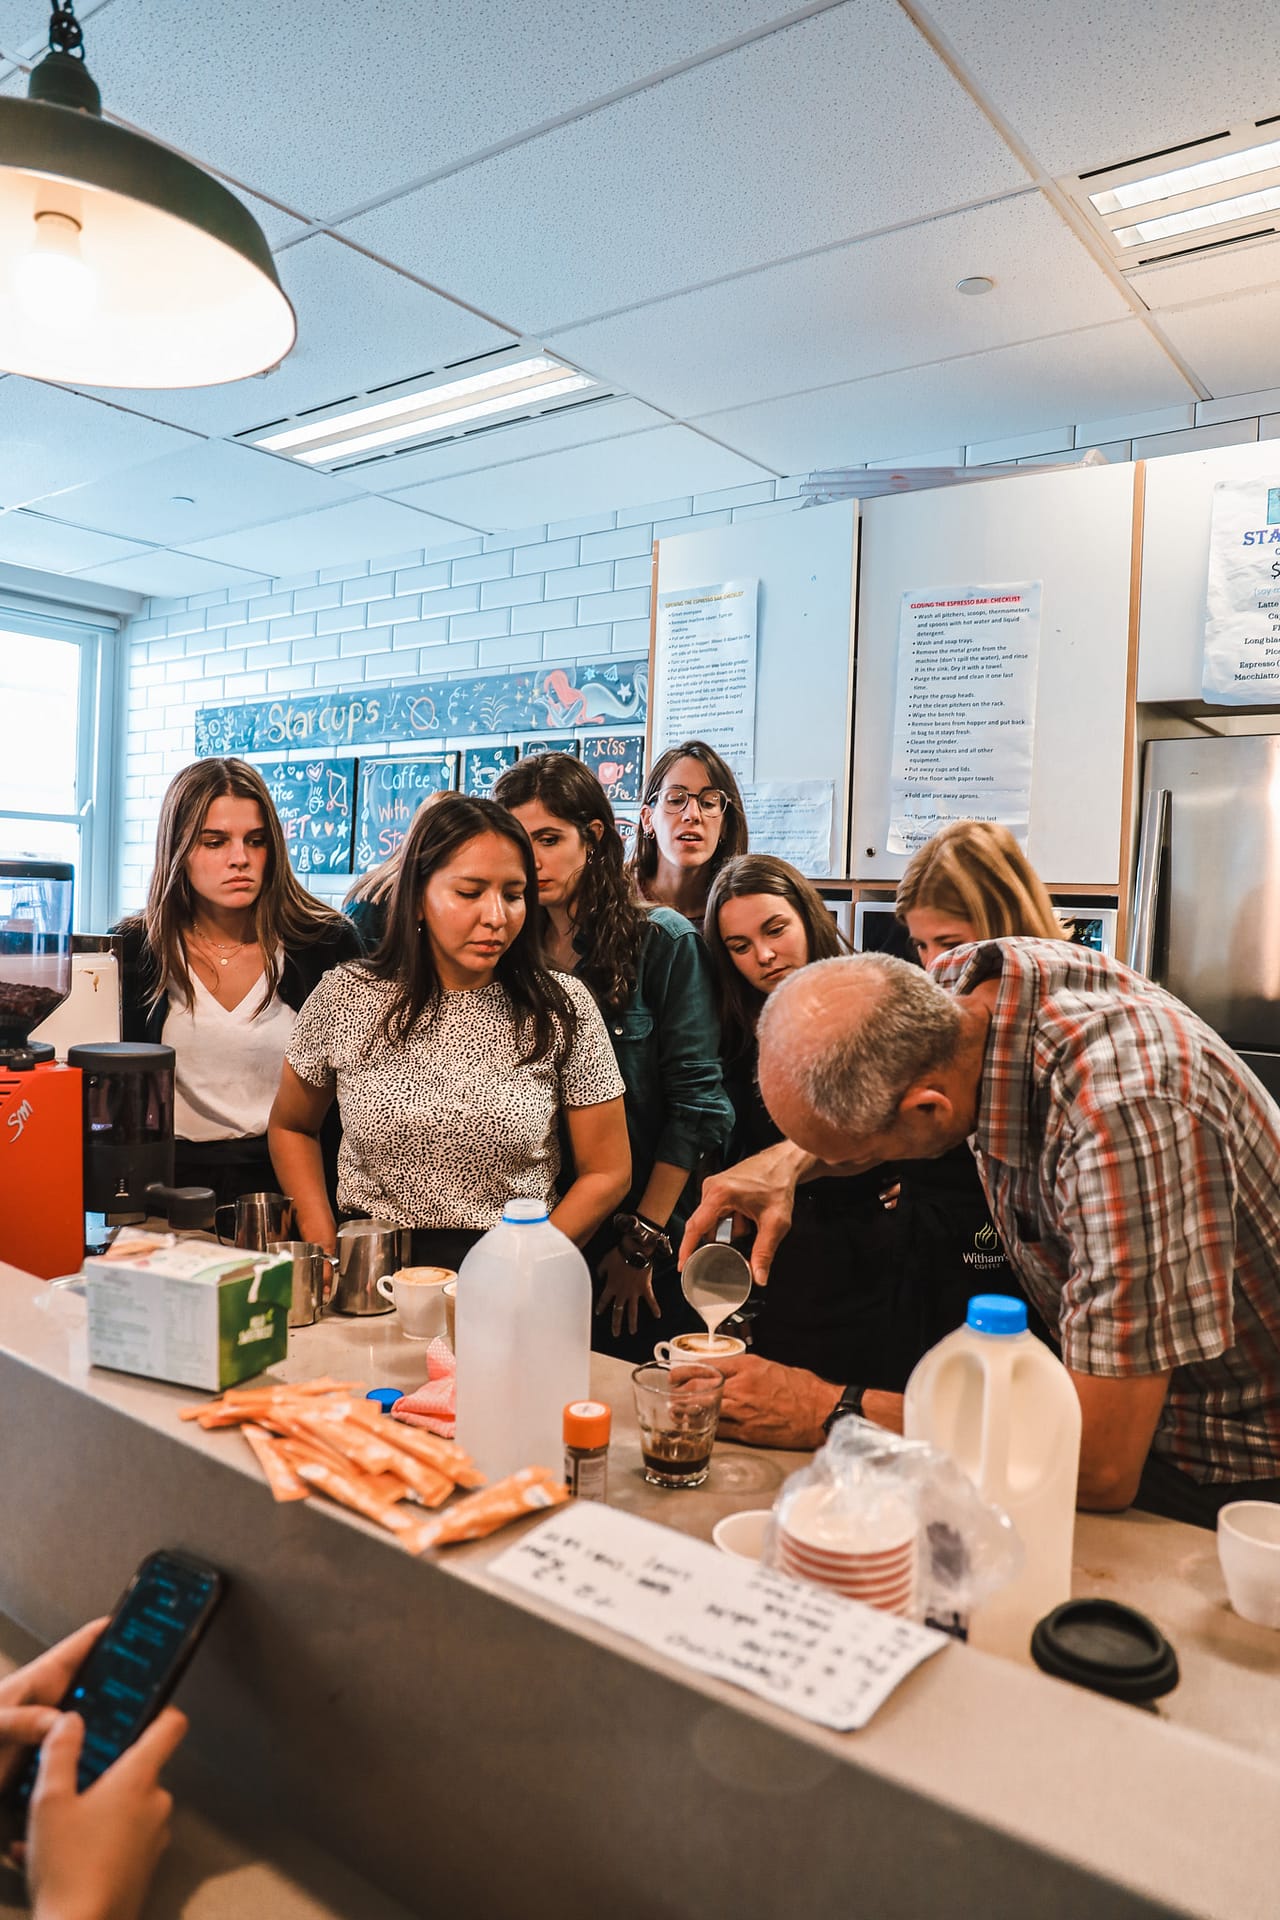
[613,1212,672,1269]
[822,1385,867,1436]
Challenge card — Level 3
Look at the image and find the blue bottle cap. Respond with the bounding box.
[365,1387,403,1414]
[503,1198,550,1224]
[966,1294,1028,1336]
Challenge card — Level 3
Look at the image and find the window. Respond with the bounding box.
[0,606,117,931]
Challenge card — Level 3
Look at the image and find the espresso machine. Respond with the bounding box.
[0,857,83,1278]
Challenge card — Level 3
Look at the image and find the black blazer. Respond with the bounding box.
[113,916,362,1197]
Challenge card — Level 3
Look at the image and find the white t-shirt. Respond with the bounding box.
[286,965,624,1230]
[162,969,296,1142]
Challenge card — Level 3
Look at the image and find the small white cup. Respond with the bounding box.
[712,1509,772,1561]
[1217,1500,1280,1628]
[375,1266,455,1341]
[654,1332,746,1366]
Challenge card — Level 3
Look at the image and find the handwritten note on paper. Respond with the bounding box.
[488,1504,944,1732]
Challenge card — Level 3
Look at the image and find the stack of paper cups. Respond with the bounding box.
[777,1486,918,1615]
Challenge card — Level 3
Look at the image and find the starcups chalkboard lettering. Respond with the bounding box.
[196,659,648,757]
[260,759,356,876]
[354,755,457,872]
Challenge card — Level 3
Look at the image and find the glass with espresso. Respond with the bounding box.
[631,1361,724,1488]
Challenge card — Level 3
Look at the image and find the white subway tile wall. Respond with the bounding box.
[117,404,1272,916]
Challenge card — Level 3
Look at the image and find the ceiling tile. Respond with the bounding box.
[392,424,773,531]
[550,193,1130,417]
[0,380,199,510]
[923,0,1280,178]
[224,184,312,253]
[341,398,673,494]
[71,234,514,436]
[36,440,362,543]
[73,1,820,220]
[180,496,482,576]
[343,3,1028,333]
[1158,287,1280,398]
[694,321,1194,470]
[1129,235,1280,311]
[0,510,151,573]
[72,550,266,597]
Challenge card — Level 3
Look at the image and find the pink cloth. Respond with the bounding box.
[391,1339,456,1438]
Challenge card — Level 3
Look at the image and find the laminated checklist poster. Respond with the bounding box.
[488,1504,946,1732]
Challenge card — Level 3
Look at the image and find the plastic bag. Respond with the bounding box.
[764,1416,1022,1638]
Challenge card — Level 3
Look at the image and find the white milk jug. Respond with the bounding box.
[454,1198,591,1481]
[904,1293,1082,1660]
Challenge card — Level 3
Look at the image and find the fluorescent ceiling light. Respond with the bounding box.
[255,354,601,465]
[1091,137,1280,214]
[1114,181,1280,248]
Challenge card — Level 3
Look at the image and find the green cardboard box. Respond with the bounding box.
[85,1241,292,1391]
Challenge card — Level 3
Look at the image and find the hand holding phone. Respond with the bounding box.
[23,1705,189,1920]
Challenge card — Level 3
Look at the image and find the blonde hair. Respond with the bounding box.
[895,821,1062,941]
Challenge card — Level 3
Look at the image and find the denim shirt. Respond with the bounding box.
[602,907,734,1222]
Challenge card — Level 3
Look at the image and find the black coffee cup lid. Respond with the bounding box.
[1030,1598,1179,1703]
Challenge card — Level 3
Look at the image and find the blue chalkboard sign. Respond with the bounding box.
[260,759,356,876]
[581,732,645,804]
[354,755,457,872]
[461,745,519,797]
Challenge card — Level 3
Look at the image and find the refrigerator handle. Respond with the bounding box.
[1127,786,1170,974]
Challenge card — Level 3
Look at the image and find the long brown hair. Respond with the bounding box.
[628,739,748,902]
[493,753,646,1018]
[704,854,846,1058]
[124,757,346,1017]
[365,792,578,1064]
[895,821,1063,941]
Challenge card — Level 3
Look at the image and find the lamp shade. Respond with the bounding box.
[0,94,296,387]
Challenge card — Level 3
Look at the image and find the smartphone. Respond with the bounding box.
[8,1548,225,1814]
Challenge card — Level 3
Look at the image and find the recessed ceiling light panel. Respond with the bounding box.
[1067,121,1280,268]
[250,348,610,470]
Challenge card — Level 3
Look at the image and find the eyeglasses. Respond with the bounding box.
[656,785,731,817]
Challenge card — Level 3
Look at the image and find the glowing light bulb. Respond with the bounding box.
[15,211,98,326]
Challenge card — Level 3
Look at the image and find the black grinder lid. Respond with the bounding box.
[67,1042,174,1075]
[1031,1598,1179,1703]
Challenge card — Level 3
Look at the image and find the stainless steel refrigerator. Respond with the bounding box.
[1130,733,1280,1100]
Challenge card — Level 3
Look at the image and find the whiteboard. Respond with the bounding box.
[1138,438,1280,704]
[851,463,1138,887]
[651,499,858,875]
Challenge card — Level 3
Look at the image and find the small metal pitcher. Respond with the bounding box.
[333,1220,410,1316]
[269,1240,330,1328]
[215,1191,294,1251]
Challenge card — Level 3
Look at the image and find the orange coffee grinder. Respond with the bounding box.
[0,858,83,1279]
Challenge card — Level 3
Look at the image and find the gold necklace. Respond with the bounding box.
[190,927,250,969]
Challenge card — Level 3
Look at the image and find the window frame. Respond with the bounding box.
[0,600,120,933]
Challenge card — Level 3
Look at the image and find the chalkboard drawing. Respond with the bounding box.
[195,658,648,757]
[461,745,519,797]
[520,737,579,759]
[258,758,357,875]
[353,754,457,872]
[580,732,645,804]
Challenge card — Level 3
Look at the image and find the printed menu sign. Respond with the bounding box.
[489,1504,944,1733]
[652,580,759,781]
[886,582,1042,856]
[1203,477,1280,703]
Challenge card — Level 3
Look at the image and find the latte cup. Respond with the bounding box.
[654,1332,747,1367]
[375,1266,455,1340]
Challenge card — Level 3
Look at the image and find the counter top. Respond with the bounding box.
[1,1262,1277,1920]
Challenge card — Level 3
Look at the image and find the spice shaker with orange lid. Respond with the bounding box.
[564,1400,611,1502]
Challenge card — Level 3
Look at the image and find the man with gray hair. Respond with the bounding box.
[682,940,1280,1527]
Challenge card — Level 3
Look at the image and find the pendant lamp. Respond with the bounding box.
[0,1,296,388]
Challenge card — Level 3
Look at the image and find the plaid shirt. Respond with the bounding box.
[933,939,1280,1485]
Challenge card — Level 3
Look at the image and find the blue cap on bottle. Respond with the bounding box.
[966,1294,1028,1336]
[365,1387,402,1415]
[503,1198,550,1224]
